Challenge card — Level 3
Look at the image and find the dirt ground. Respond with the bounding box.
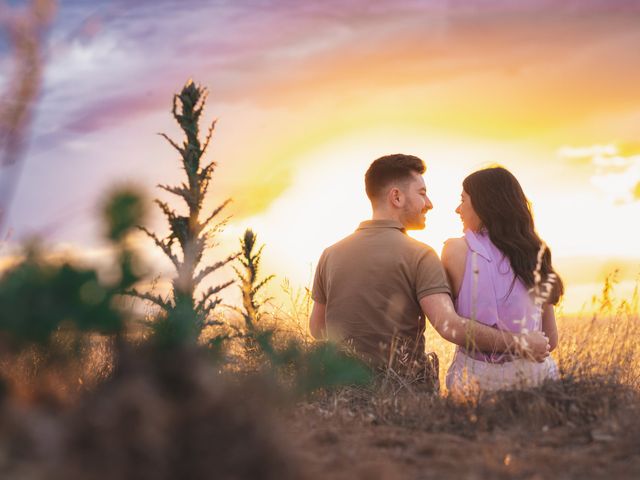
[286,404,640,480]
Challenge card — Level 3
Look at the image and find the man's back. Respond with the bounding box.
[312,219,450,363]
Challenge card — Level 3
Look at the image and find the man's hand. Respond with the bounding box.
[514,330,550,362]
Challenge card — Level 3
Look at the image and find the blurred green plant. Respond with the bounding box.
[230,228,371,391]
[254,329,373,394]
[0,187,145,349]
[128,80,236,346]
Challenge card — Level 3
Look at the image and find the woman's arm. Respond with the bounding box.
[441,237,467,299]
[541,303,558,352]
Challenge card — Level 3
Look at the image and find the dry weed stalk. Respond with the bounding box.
[0,0,55,230]
[266,277,315,345]
[128,81,237,343]
[233,228,274,333]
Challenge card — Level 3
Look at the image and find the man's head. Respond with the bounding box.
[364,154,432,230]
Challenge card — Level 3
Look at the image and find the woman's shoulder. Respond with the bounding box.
[441,237,468,265]
[443,236,467,253]
[441,237,468,296]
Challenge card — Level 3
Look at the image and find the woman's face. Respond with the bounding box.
[455,190,482,232]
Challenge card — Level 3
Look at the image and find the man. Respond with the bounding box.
[309,154,549,379]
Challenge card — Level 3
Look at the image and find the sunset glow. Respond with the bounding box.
[2,0,639,314]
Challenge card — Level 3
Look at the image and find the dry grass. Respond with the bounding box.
[303,274,640,434]
[0,333,115,406]
[284,276,640,479]
[0,275,638,479]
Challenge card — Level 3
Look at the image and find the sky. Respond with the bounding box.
[1,0,640,314]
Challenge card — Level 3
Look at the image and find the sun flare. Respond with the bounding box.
[220,129,640,315]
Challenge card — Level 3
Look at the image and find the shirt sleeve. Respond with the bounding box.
[311,249,328,304]
[416,246,452,300]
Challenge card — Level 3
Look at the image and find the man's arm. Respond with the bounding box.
[309,302,327,339]
[420,293,550,362]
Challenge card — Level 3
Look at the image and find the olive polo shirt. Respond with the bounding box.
[312,219,451,363]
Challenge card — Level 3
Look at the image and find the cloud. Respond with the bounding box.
[43,0,640,123]
[9,0,640,247]
[21,0,639,157]
[557,144,618,162]
[559,144,640,204]
[61,91,163,134]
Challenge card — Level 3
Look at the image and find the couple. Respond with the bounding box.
[309,154,562,393]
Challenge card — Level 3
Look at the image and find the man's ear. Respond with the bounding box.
[388,187,402,207]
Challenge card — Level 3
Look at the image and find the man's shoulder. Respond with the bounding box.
[322,228,439,261]
[317,231,361,265]
[401,234,439,257]
[323,231,359,253]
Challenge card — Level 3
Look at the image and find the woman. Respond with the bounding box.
[442,166,563,393]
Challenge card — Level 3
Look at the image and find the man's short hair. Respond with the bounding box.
[364,154,426,201]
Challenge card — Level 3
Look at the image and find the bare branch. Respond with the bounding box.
[193,88,208,119]
[199,177,211,203]
[200,158,216,174]
[232,266,248,285]
[158,182,189,199]
[138,226,180,269]
[201,298,223,316]
[197,161,216,200]
[252,275,275,296]
[199,161,216,184]
[201,216,233,245]
[154,199,178,225]
[125,288,171,311]
[195,280,234,313]
[194,253,239,285]
[198,199,232,234]
[171,93,179,118]
[201,119,217,157]
[158,132,184,155]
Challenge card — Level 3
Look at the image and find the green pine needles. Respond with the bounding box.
[129,80,236,344]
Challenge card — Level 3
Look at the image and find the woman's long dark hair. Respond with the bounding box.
[463,167,564,305]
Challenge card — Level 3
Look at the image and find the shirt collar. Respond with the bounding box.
[357,219,406,233]
[464,229,492,262]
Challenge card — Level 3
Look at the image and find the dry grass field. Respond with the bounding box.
[253,276,640,479]
[0,278,638,479]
